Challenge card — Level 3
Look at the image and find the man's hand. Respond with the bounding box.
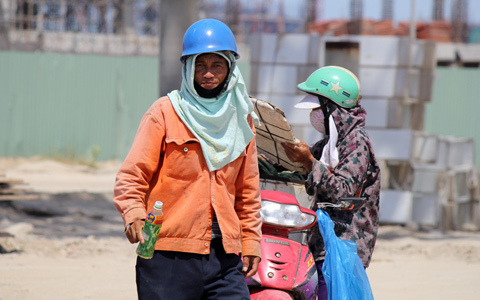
[125,219,145,244]
[281,140,314,173]
[242,255,261,278]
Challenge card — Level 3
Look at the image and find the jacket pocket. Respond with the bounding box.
[164,138,203,180]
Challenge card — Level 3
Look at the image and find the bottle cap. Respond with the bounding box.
[154,201,163,210]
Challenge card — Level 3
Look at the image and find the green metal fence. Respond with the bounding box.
[424,67,480,167]
[0,51,159,161]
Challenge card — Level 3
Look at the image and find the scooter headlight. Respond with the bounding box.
[261,200,316,228]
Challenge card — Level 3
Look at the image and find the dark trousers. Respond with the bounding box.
[316,260,328,300]
[136,239,250,300]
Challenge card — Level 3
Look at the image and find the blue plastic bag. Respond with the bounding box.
[316,209,374,300]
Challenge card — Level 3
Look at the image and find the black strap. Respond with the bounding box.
[310,96,337,160]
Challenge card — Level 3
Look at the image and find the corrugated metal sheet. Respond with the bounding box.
[424,67,480,167]
[0,51,159,161]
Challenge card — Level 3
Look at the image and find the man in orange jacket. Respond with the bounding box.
[113,19,262,299]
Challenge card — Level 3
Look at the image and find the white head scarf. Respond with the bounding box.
[320,115,339,170]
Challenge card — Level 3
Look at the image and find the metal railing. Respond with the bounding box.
[0,0,160,55]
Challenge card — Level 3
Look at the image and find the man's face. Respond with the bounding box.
[194,53,229,90]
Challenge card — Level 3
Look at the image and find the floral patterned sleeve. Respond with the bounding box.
[306,129,371,204]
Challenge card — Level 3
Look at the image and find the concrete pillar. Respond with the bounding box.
[159,0,198,97]
[0,0,10,49]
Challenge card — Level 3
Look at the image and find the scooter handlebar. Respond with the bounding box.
[316,197,366,211]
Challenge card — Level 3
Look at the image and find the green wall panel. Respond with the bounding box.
[0,51,159,161]
[424,67,480,167]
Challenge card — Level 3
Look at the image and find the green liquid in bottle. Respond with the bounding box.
[137,201,163,259]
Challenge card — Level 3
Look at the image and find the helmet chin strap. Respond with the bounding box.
[318,96,335,136]
[310,96,337,161]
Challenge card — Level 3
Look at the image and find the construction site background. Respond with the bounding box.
[0,0,479,55]
[1,0,479,162]
[1,0,480,232]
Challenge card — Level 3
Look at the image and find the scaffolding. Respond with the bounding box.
[225,0,241,35]
[2,0,477,55]
[306,0,317,24]
[451,0,468,42]
[382,0,393,21]
[349,0,363,34]
[433,0,445,20]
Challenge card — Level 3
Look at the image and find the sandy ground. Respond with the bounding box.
[1,158,480,300]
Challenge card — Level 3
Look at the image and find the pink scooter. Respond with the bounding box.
[246,190,319,300]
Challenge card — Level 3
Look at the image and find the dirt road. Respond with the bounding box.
[1,158,479,299]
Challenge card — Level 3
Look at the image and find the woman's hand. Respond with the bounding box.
[281,140,314,173]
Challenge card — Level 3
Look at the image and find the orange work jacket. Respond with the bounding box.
[113,96,262,257]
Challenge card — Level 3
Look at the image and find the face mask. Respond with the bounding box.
[310,109,326,133]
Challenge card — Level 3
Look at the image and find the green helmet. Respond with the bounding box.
[297,66,361,108]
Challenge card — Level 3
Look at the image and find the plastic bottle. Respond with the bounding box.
[137,201,164,259]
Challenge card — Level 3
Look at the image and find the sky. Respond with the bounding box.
[279,0,480,25]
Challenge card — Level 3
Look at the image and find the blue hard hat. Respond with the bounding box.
[181,19,239,61]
